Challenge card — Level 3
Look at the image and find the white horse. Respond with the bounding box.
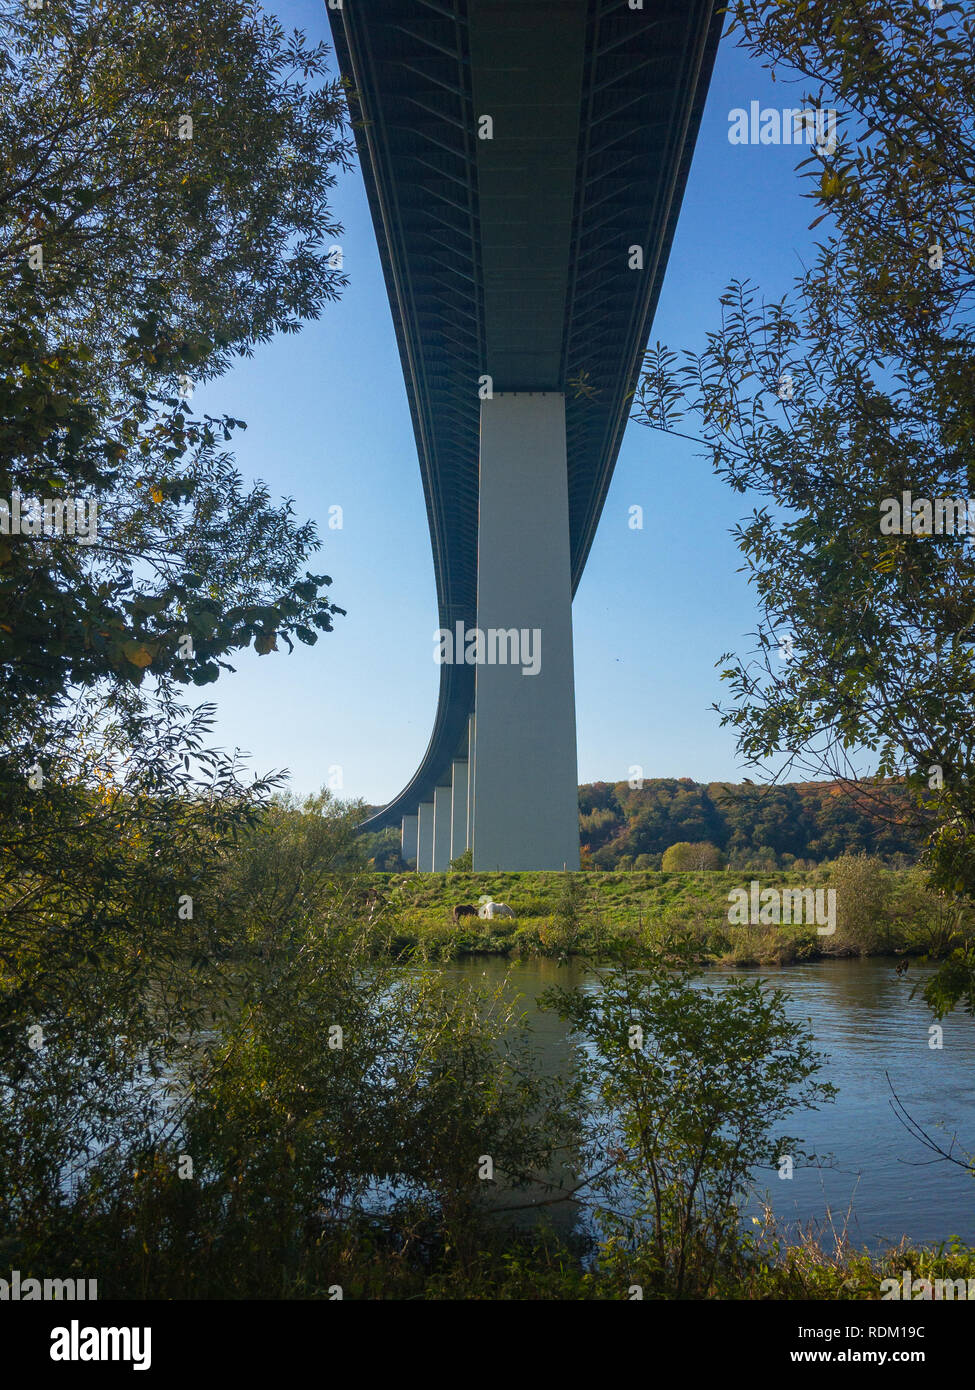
[477,901,516,920]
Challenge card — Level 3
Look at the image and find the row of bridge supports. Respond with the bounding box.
[401,714,476,871]
[399,393,581,872]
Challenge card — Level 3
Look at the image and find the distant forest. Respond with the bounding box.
[576,778,920,871]
[360,778,923,871]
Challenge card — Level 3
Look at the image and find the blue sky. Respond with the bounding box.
[192,2,826,806]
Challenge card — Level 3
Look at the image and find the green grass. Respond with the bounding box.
[356,867,935,964]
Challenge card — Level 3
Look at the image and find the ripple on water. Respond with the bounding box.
[447,955,975,1251]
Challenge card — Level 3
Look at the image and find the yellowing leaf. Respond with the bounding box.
[122,641,154,669]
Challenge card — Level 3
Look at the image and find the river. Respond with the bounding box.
[443,955,975,1252]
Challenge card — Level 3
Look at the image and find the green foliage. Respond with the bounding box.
[6,0,975,1299]
[4,781,969,1298]
[921,946,975,1021]
[633,0,975,939]
[367,863,971,964]
[533,873,590,954]
[356,825,408,871]
[661,840,722,871]
[213,790,374,953]
[579,777,918,871]
[0,3,356,1162]
[829,853,892,953]
[542,953,836,1297]
[0,778,581,1295]
[0,0,351,730]
[553,870,584,930]
[0,693,276,1034]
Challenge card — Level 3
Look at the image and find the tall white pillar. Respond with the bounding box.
[450,759,468,861]
[417,801,435,873]
[466,712,476,852]
[401,813,418,867]
[472,392,579,870]
[432,784,453,871]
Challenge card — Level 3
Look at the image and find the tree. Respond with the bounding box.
[576,776,918,870]
[579,806,621,850]
[543,954,835,1296]
[0,693,281,1067]
[828,853,891,954]
[0,0,352,739]
[662,841,722,871]
[2,867,579,1296]
[710,782,807,862]
[0,2,361,1276]
[578,782,622,816]
[634,0,975,997]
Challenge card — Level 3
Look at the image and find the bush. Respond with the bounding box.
[828,853,891,953]
[661,841,723,871]
[543,952,836,1297]
[1,907,579,1295]
[889,869,974,956]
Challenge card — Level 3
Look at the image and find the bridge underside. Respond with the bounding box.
[328,0,721,867]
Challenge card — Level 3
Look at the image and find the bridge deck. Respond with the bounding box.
[327,0,722,831]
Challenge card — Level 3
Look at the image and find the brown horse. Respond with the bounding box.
[452,903,478,923]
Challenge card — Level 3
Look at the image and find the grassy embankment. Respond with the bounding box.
[367,865,962,965]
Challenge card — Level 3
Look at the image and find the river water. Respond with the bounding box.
[443,956,975,1252]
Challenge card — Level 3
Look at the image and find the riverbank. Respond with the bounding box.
[362,866,965,966]
[364,1231,975,1300]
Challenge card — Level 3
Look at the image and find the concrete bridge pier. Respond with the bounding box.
[466,713,476,854]
[432,783,453,871]
[450,758,468,863]
[471,392,580,871]
[417,801,435,873]
[401,812,418,868]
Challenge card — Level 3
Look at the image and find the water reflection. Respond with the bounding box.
[443,956,975,1251]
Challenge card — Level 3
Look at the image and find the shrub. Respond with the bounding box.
[828,853,891,953]
[661,841,723,871]
[543,952,836,1297]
